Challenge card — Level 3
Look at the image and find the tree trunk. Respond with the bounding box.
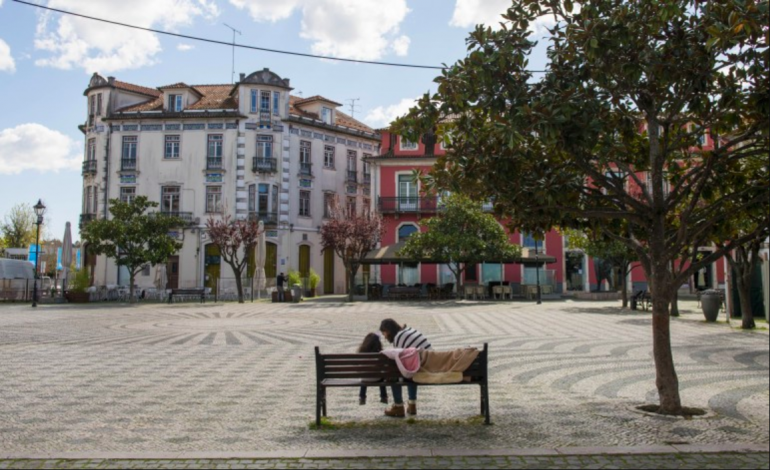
[621,264,629,308]
[129,271,136,304]
[727,246,757,330]
[738,276,755,329]
[234,267,244,304]
[650,276,682,414]
[670,289,679,317]
[347,265,357,302]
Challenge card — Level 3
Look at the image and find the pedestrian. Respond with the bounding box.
[276,272,286,302]
[357,333,388,405]
[379,318,432,417]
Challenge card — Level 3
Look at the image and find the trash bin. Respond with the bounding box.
[700,289,721,322]
[292,284,302,303]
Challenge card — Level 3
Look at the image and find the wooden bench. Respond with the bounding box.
[314,343,490,427]
[168,288,206,304]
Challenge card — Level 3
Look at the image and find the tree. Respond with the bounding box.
[320,197,384,301]
[205,214,263,303]
[81,197,184,302]
[399,193,521,289]
[395,0,769,414]
[563,229,638,308]
[1,203,37,248]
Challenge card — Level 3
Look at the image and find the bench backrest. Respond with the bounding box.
[315,343,488,382]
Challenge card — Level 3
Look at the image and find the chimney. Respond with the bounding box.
[284,78,290,87]
[107,76,115,85]
[239,73,245,82]
[263,67,269,72]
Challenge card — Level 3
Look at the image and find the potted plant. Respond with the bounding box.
[308,269,320,297]
[287,270,302,302]
[700,289,721,322]
[65,268,91,303]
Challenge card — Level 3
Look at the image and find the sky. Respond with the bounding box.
[0,0,551,242]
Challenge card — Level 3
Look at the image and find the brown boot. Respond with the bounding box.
[407,403,417,416]
[384,404,405,418]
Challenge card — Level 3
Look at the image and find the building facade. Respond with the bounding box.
[79,69,378,294]
[367,129,728,296]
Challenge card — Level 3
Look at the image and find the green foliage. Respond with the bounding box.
[1,203,37,248]
[309,268,321,289]
[69,268,91,294]
[287,269,302,286]
[81,197,184,298]
[399,194,521,286]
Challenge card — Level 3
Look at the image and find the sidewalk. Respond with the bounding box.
[2,444,768,469]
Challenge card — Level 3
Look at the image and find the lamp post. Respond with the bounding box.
[32,199,46,307]
[535,238,542,305]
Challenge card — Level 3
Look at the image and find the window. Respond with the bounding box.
[120,187,136,204]
[248,184,256,212]
[321,107,332,124]
[256,135,272,158]
[299,190,311,217]
[398,174,417,211]
[122,136,137,159]
[207,134,223,158]
[92,186,98,215]
[347,197,356,217]
[260,91,271,112]
[400,136,418,151]
[96,93,102,116]
[85,187,94,213]
[300,141,312,175]
[206,186,223,213]
[272,185,279,214]
[324,193,335,218]
[141,264,151,276]
[398,224,418,241]
[522,233,538,250]
[323,145,335,168]
[161,186,180,213]
[258,184,270,214]
[87,138,96,161]
[347,150,357,171]
[168,94,183,112]
[164,135,180,159]
[272,91,280,115]
[250,89,258,113]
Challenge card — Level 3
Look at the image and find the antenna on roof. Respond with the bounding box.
[297,91,303,97]
[223,23,242,84]
[346,98,360,118]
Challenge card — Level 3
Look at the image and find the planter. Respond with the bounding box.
[308,288,317,298]
[291,285,302,303]
[271,291,292,302]
[700,290,721,322]
[65,291,90,303]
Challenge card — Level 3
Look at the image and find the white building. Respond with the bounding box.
[80,69,378,295]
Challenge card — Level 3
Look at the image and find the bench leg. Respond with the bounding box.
[483,383,491,425]
[316,386,322,427]
[322,388,327,417]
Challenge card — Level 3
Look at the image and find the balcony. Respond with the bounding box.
[206,157,223,170]
[248,211,279,226]
[120,158,137,171]
[346,170,358,183]
[79,213,96,229]
[82,160,97,176]
[157,211,195,225]
[253,157,277,173]
[363,173,371,185]
[299,162,313,177]
[377,197,439,214]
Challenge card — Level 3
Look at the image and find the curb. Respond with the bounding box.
[2,443,768,460]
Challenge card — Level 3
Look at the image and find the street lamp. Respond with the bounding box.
[32,199,46,307]
[534,238,542,305]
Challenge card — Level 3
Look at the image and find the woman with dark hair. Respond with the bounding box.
[379,318,432,417]
[357,333,388,405]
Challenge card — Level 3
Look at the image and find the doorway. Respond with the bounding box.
[565,251,584,291]
[204,244,220,294]
[324,248,335,294]
[167,256,180,290]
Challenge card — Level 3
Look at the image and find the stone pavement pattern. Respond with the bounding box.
[1,453,769,469]
[0,299,768,453]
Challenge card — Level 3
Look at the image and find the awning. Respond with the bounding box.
[361,242,557,266]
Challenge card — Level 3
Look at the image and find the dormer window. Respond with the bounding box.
[168,94,183,112]
[321,107,332,125]
[260,91,271,112]
[273,91,280,115]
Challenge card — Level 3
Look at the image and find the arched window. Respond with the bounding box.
[398,224,418,241]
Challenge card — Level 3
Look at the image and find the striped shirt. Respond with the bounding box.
[393,327,432,351]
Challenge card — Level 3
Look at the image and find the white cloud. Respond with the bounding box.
[450,0,556,34]
[0,124,82,175]
[363,97,419,129]
[230,0,411,60]
[0,38,14,72]
[34,0,219,73]
[177,43,195,51]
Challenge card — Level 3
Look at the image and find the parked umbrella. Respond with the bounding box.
[253,221,266,298]
[155,264,168,290]
[61,222,73,294]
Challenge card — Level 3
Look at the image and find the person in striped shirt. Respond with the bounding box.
[379,318,432,417]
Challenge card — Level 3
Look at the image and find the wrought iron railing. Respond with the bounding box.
[253,157,277,173]
[299,162,313,176]
[363,173,371,184]
[158,211,195,224]
[248,211,279,226]
[346,170,358,183]
[377,197,439,214]
[82,160,97,175]
[120,158,137,171]
[206,157,223,169]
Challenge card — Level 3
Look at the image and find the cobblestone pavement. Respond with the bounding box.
[0,298,767,454]
[1,453,768,469]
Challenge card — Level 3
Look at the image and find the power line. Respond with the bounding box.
[13,0,548,72]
